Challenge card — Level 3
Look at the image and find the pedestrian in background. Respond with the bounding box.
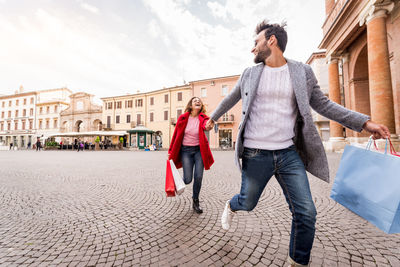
[168,97,214,213]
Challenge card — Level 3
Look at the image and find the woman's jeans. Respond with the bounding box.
[181,145,204,200]
[230,146,316,266]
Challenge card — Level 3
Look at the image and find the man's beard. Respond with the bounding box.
[254,46,271,64]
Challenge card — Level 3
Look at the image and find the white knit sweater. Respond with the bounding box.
[243,64,298,150]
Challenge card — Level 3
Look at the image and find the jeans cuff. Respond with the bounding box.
[288,255,309,267]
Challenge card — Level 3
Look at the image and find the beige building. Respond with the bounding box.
[0,86,71,149]
[306,51,331,142]
[101,85,192,149]
[35,88,72,140]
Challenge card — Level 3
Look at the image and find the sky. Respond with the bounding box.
[0,0,326,99]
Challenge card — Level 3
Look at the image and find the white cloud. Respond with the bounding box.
[0,1,325,97]
[80,2,100,14]
[207,1,228,20]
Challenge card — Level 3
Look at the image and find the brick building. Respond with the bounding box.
[320,0,400,150]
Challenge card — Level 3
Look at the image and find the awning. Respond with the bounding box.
[46,130,128,138]
[127,126,154,134]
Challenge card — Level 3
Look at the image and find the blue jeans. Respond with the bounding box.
[181,145,204,200]
[230,146,316,265]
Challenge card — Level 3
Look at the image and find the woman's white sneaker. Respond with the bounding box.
[221,200,234,230]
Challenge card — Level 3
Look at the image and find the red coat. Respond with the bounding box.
[168,112,214,170]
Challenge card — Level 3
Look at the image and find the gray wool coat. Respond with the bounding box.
[210,59,370,182]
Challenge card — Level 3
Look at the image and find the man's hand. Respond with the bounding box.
[362,120,390,139]
[205,119,215,131]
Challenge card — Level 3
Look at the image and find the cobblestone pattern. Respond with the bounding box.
[0,150,399,267]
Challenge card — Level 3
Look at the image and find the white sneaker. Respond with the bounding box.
[221,200,234,230]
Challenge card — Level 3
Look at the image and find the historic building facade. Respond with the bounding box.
[101,85,192,149]
[0,86,71,148]
[60,92,103,136]
[320,0,400,150]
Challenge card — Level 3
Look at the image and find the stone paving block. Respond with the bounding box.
[0,151,399,266]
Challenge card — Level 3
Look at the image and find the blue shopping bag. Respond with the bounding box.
[330,140,400,234]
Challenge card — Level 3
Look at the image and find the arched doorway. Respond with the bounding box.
[75,120,83,132]
[93,119,103,131]
[350,45,370,138]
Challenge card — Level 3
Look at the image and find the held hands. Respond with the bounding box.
[362,120,390,139]
[205,119,215,131]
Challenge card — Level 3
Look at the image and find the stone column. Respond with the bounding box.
[360,0,398,149]
[325,55,347,152]
[328,55,344,139]
[366,3,395,133]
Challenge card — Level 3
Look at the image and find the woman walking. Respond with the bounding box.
[168,97,214,213]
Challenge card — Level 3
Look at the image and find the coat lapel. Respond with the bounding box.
[246,63,264,114]
[287,59,309,117]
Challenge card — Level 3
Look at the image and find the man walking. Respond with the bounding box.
[205,20,390,267]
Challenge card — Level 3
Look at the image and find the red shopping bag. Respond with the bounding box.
[165,160,176,197]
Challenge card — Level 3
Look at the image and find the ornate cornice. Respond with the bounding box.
[359,0,395,26]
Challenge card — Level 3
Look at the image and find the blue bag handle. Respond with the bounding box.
[366,136,389,154]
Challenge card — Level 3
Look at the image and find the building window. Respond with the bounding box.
[8,111,11,118]
[135,99,143,107]
[150,112,154,122]
[7,122,11,130]
[14,121,18,130]
[30,97,34,104]
[107,102,113,109]
[1,112,4,118]
[9,100,11,107]
[177,109,182,118]
[126,114,131,123]
[23,109,26,116]
[137,114,142,125]
[201,88,207,97]
[30,108,33,116]
[45,120,49,129]
[22,120,26,130]
[164,94,169,103]
[1,101,4,107]
[16,100,19,106]
[116,115,120,124]
[29,120,33,129]
[177,92,182,101]
[46,106,50,114]
[116,101,122,109]
[164,110,168,120]
[53,119,57,128]
[15,110,19,117]
[222,113,229,121]
[150,97,154,105]
[23,98,27,105]
[0,123,3,131]
[107,116,111,128]
[222,85,228,96]
[40,107,43,114]
[126,100,133,108]
[54,105,58,113]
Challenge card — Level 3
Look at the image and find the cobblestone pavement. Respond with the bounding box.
[0,150,399,267]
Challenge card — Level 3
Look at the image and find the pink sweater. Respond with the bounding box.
[182,116,200,146]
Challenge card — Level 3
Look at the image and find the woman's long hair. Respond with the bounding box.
[184,97,206,114]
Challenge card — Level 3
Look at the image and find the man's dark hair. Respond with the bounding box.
[255,20,288,52]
